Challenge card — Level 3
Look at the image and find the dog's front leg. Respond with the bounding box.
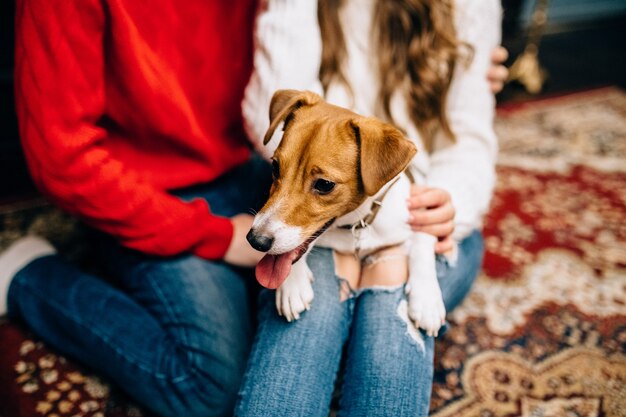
[406,232,446,337]
[275,255,315,322]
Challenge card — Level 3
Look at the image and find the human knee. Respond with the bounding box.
[154,363,243,417]
[333,251,360,298]
[358,247,408,289]
[193,352,247,416]
[356,326,434,381]
[354,288,430,352]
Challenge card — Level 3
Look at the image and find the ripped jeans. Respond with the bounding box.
[236,231,484,417]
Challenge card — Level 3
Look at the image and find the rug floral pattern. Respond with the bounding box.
[430,87,626,417]
[1,88,625,416]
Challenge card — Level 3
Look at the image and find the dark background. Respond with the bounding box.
[1,1,625,201]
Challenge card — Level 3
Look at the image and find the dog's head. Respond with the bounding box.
[248,89,417,288]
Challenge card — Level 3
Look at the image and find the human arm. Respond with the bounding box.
[407,56,506,253]
[407,43,507,251]
[14,0,246,262]
[416,0,502,243]
[406,1,502,249]
[242,0,324,159]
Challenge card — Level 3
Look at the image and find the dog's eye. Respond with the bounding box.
[271,160,280,180]
[313,179,335,195]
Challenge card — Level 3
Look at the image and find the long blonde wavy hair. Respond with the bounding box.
[318,0,471,151]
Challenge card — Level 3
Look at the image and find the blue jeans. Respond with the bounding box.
[7,155,273,417]
[236,231,484,417]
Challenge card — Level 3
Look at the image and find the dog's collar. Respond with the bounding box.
[337,168,415,258]
[338,168,416,232]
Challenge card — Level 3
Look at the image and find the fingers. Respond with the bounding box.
[407,186,455,241]
[435,236,455,254]
[490,80,504,94]
[488,65,509,94]
[407,187,450,210]
[491,46,509,64]
[488,65,509,81]
[408,204,454,230]
[488,46,509,94]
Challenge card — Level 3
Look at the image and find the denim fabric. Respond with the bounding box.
[7,155,272,417]
[236,231,484,417]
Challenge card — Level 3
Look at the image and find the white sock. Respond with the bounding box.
[0,235,57,316]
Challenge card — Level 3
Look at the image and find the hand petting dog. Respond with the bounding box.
[407,186,456,255]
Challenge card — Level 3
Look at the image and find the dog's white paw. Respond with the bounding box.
[275,265,314,322]
[406,279,446,337]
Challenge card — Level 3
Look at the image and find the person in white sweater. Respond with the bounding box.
[236,0,503,415]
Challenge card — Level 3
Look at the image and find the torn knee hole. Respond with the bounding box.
[337,279,354,302]
[397,300,426,351]
[359,266,408,289]
[333,251,360,301]
[359,247,408,288]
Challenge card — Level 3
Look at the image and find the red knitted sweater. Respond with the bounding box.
[15,1,257,259]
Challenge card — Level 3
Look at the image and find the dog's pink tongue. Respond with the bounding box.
[256,250,298,289]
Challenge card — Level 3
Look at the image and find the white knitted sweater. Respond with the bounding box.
[243,0,502,240]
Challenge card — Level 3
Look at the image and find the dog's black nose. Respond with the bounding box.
[246,230,274,252]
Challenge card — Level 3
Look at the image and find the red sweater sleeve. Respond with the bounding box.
[14,1,233,259]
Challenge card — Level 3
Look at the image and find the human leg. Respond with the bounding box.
[8,253,253,417]
[6,154,273,416]
[236,247,354,417]
[339,286,435,417]
[338,231,484,416]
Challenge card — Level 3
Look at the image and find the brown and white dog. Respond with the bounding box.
[247,89,445,336]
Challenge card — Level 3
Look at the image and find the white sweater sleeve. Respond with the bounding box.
[427,0,502,240]
[242,0,324,160]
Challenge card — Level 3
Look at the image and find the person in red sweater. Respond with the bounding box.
[1,1,509,416]
[2,1,268,416]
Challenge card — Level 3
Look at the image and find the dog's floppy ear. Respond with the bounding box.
[351,118,417,196]
[263,89,321,145]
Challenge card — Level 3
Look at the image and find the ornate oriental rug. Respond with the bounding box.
[430,87,626,417]
[1,87,625,416]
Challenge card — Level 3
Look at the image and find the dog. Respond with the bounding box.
[247,89,446,336]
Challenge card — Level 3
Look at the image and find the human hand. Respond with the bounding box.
[406,185,455,254]
[223,214,265,267]
[488,46,509,94]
